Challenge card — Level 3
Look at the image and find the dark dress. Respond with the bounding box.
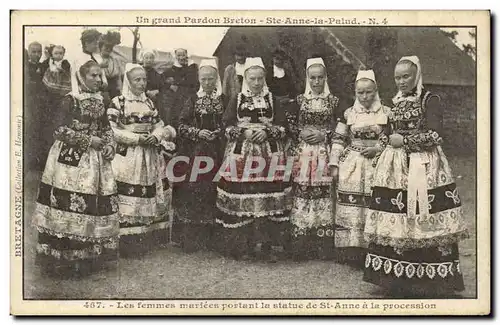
[363,89,469,297]
[171,64,200,99]
[173,93,227,252]
[25,61,49,171]
[215,92,292,260]
[32,92,119,277]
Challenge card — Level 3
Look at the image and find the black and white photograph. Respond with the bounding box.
[10,10,490,316]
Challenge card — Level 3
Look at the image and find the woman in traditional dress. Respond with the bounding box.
[173,59,228,252]
[107,63,176,258]
[287,57,340,260]
[215,57,291,262]
[329,70,391,266]
[363,56,469,297]
[32,60,119,277]
[141,49,162,103]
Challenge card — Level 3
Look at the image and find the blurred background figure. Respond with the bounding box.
[222,44,247,101]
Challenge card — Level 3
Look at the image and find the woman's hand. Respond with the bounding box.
[144,134,158,145]
[330,166,339,182]
[198,129,212,141]
[389,133,404,148]
[251,129,267,143]
[361,147,379,158]
[170,85,179,92]
[90,136,105,150]
[102,145,114,160]
[303,130,325,145]
[138,135,148,145]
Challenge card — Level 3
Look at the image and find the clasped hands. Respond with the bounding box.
[90,136,114,160]
[299,128,325,145]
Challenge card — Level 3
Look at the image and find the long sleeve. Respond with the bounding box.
[223,95,244,140]
[149,97,176,142]
[265,95,287,140]
[178,96,201,141]
[403,94,443,153]
[285,96,301,143]
[107,98,140,146]
[99,112,116,149]
[53,95,91,150]
[328,103,350,167]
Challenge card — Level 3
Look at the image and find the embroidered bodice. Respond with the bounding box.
[296,94,338,130]
[66,95,109,137]
[236,93,274,125]
[390,92,432,136]
[192,95,224,130]
[108,96,161,134]
[53,93,115,154]
[345,105,389,142]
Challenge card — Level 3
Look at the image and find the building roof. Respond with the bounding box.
[214,27,475,86]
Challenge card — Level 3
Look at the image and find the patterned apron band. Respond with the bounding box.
[407,152,430,219]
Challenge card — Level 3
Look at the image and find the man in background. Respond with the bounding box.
[222,44,247,101]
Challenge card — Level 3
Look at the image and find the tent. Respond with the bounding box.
[213,27,476,155]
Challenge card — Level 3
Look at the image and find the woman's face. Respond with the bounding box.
[199,66,217,94]
[394,62,418,94]
[100,44,114,59]
[307,64,326,95]
[84,40,99,54]
[245,67,266,94]
[127,68,147,95]
[52,47,65,61]
[143,53,155,68]
[355,79,377,108]
[83,65,102,92]
[175,50,188,66]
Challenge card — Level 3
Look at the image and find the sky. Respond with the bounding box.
[25,26,475,62]
[24,26,229,62]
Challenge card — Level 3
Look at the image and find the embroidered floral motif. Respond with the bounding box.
[383,259,392,274]
[427,194,436,211]
[417,264,425,278]
[50,191,57,207]
[394,262,404,278]
[438,264,448,278]
[445,189,461,205]
[426,264,436,279]
[366,253,460,280]
[405,263,416,278]
[141,186,147,197]
[372,256,382,271]
[110,196,119,213]
[80,97,105,119]
[391,191,405,211]
[69,193,87,213]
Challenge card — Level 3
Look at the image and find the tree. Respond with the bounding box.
[131,27,140,63]
[443,29,476,61]
[464,30,477,60]
[443,30,459,45]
